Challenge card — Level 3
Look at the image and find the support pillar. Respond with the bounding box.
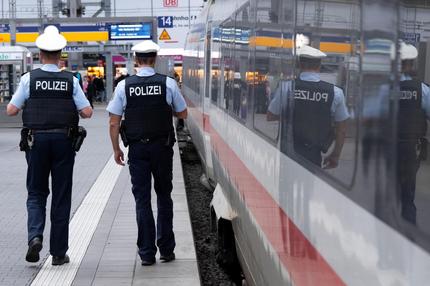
[106,52,113,100]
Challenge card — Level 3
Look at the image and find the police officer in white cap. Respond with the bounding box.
[267,45,349,168]
[107,40,187,265]
[6,25,92,265]
[397,42,430,224]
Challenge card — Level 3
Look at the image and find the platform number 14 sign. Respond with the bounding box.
[158,16,173,28]
[163,0,178,7]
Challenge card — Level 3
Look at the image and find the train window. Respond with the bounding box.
[195,44,203,106]
[183,40,197,104]
[182,41,196,103]
[397,1,430,233]
[228,5,251,121]
[210,28,221,104]
[276,0,361,186]
[198,38,205,102]
[251,0,286,141]
[204,30,212,99]
[193,42,200,104]
[219,18,236,111]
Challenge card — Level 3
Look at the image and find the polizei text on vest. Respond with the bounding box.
[35,80,68,91]
[129,85,162,97]
[294,89,329,102]
[400,90,418,100]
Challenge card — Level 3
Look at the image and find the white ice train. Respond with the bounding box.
[182,0,430,285]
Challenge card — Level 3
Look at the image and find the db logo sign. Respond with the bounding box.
[163,0,178,7]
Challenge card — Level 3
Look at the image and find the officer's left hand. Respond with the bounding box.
[322,153,339,169]
[114,149,125,166]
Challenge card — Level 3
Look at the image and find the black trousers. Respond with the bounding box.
[397,142,420,224]
[128,139,175,261]
[25,133,75,256]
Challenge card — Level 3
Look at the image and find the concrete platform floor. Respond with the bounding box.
[0,106,200,286]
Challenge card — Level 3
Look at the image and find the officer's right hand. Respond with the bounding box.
[322,153,339,169]
[114,149,125,166]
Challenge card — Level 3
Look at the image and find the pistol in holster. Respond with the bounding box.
[19,128,33,152]
[68,126,87,152]
[165,131,176,147]
[119,121,129,147]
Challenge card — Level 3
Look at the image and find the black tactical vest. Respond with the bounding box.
[293,79,335,151]
[23,69,78,129]
[398,80,427,140]
[124,73,173,142]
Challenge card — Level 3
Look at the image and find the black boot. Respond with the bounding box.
[160,253,175,263]
[52,254,70,266]
[26,237,43,263]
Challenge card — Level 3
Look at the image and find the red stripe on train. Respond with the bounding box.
[191,108,345,285]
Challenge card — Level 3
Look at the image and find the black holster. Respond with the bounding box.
[165,131,176,147]
[68,126,87,152]
[19,128,31,151]
[120,120,129,147]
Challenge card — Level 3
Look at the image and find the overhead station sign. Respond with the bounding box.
[154,0,203,56]
[0,22,153,43]
[109,23,152,40]
[163,0,178,7]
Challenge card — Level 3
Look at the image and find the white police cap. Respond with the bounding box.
[36,25,67,51]
[296,45,327,59]
[400,42,418,60]
[132,40,161,54]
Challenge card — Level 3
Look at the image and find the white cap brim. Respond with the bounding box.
[36,33,67,51]
[297,45,327,59]
[400,42,418,60]
[132,40,161,54]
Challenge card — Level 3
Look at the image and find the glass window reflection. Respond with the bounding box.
[398,0,430,229]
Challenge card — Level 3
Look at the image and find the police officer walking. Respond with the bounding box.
[397,42,430,224]
[6,26,92,265]
[267,45,349,168]
[107,40,187,266]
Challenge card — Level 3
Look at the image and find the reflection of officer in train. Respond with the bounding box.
[397,42,430,224]
[233,72,245,115]
[107,40,188,266]
[6,26,92,265]
[267,45,349,168]
[211,71,219,102]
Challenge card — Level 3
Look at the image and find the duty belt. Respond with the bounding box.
[139,135,168,144]
[32,128,69,134]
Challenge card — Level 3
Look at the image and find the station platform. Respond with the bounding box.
[0,106,200,286]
